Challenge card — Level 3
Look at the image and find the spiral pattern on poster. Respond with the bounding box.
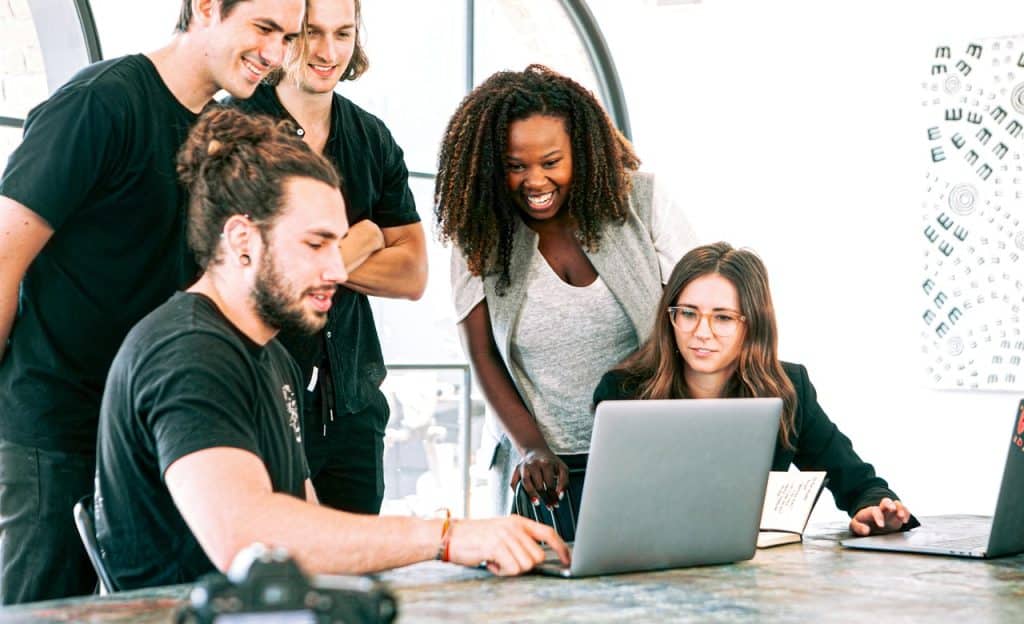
[948,337,965,357]
[1012,83,1024,114]
[948,184,977,216]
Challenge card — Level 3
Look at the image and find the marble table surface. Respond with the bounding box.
[1,517,1022,623]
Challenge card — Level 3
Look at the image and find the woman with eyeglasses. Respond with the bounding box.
[435,65,695,516]
[594,242,916,536]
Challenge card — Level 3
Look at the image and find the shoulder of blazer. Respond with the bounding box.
[627,170,655,229]
[780,361,812,401]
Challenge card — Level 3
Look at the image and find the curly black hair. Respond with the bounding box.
[434,64,640,293]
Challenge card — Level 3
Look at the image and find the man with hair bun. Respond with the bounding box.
[227,0,427,516]
[0,0,303,604]
[94,108,568,590]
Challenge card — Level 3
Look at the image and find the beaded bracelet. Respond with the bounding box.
[436,508,453,562]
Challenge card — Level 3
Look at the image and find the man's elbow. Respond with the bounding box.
[206,539,246,573]
[406,278,427,301]
[200,522,270,573]
[402,262,428,301]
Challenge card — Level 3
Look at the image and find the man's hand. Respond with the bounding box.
[849,498,911,536]
[341,222,427,299]
[445,515,569,576]
[510,448,569,508]
[339,219,385,274]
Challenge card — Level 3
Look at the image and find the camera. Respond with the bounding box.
[175,544,398,624]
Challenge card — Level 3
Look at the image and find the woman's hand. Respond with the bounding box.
[849,498,912,536]
[510,448,569,508]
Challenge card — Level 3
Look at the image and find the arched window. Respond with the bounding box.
[0,0,75,168]
[336,0,631,365]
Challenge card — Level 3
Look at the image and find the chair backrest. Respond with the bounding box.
[73,494,118,594]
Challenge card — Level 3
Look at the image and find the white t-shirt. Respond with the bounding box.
[508,250,637,453]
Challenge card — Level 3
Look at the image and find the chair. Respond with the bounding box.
[73,494,118,594]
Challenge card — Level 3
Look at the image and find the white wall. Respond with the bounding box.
[588,0,1024,521]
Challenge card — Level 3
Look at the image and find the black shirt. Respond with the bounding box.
[225,84,419,424]
[95,292,308,590]
[0,55,199,453]
[594,361,902,515]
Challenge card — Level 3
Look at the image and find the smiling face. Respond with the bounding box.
[251,176,349,335]
[504,114,574,223]
[204,0,304,98]
[290,0,357,94]
[673,273,747,390]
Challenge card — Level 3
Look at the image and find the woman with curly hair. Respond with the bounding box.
[435,65,695,516]
[594,243,917,536]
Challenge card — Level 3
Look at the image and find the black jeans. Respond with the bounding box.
[305,391,389,514]
[0,438,96,604]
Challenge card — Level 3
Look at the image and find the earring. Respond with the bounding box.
[239,254,251,266]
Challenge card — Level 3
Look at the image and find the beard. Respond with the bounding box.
[252,248,329,336]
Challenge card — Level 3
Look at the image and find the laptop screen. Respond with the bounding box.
[987,399,1024,556]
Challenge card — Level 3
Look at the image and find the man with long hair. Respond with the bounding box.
[227,0,427,516]
[95,108,567,589]
[0,0,303,603]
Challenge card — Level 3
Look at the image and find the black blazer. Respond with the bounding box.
[593,361,901,515]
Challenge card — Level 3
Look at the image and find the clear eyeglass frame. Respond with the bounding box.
[667,306,747,337]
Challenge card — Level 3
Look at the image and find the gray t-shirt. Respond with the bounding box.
[509,249,637,454]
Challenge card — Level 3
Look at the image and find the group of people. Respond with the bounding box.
[0,0,912,605]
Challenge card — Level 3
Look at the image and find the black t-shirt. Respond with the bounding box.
[0,54,200,453]
[226,84,419,423]
[95,292,309,590]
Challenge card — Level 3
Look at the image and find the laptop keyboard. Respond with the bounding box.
[927,535,988,550]
[541,542,574,564]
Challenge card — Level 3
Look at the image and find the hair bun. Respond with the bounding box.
[176,108,275,187]
[177,106,340,270]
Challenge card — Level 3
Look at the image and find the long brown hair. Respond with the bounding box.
[616,242,797,448]
[434,64,639,294]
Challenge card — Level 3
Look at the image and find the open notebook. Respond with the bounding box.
[756,471,827,548]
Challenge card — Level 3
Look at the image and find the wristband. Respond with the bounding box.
[436,508,453,562]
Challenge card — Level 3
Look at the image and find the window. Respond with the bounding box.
[0,0,48,164]
[349,0,623,367]
[87,0,177,60]
[345,0,628,516]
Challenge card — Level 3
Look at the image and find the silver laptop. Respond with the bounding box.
[840,399,1024,559]
[537,397,782,577]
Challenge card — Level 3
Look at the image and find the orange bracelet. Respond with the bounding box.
[436,508,453,562]
[442,526,454,563]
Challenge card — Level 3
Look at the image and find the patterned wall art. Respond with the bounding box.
[922,34,1024,390]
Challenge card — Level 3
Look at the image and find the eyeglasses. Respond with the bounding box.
[667,306,746,337]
